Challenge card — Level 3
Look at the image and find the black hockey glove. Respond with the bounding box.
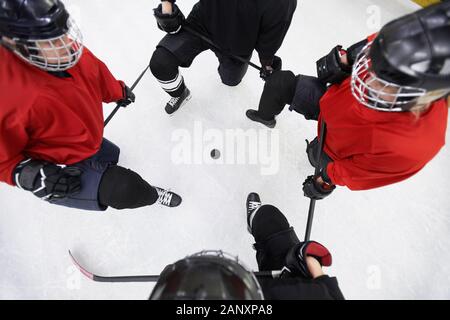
[154,3,185,34]
[302,175,335,200]
[316,45,352,85]
[14,159,82,201]
[346,39,369,66]
[117,83,135,108]
[283,241,332,279]
[260,56,282,81]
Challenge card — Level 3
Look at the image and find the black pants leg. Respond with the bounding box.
[215,52,251,86]
[289,75,327,121]
[256,71,298,121]
[257,72,327,121]
[251,205,300,271]
[48,139,120,211]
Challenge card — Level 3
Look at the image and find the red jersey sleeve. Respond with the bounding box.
[0,112,28,185]
[326,153,430,191]
[89,50,124,103]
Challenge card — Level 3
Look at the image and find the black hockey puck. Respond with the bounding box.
[211,149,221,160]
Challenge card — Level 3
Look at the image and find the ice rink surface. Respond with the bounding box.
[0,0,449,300]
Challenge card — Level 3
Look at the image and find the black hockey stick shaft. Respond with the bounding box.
[70,251,281,283]
[104,64,150,127]
[93,274,160,282]
[304,121,327,242]
[182,24,263,72]
[69,250,160,282]
[86,272,279,283]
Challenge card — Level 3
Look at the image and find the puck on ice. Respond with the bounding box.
[211,149,221,160]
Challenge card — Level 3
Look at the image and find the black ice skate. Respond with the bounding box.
[155,187,182,207]
[246,192,262,233]
[165,87,191,115]
[246,109,276,128]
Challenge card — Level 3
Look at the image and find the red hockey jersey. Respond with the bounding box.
[319,78,448,190]
[0,46,124,185]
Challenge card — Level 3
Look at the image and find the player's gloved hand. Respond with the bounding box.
[260,56,282,81]
[154,3,185,34]
[346,39,369,66]
[316,45,351,85]
[14,159,82,200]
[117,83,135,108]
[283,241,332,279]
[302,175,335,200]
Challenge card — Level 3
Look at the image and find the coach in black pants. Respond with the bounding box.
[150,0,297,114]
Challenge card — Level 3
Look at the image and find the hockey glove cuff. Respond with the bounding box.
[117,82,135,108]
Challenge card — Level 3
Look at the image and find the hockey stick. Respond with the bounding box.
[304,121,327,241]
[69,250,159,282]
[182,24,263,72]
[69,251,282,283]
[104,64,150,127]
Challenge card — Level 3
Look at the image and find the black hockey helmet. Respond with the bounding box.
[370,1,450,91]
[0,0,83,72]
[149,251,264,300]
[351,1,450,112]
[0,0,69,40]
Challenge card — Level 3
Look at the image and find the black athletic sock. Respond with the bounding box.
[257,71,297,120]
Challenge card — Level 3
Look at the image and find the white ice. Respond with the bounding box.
[0,0,449,300]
